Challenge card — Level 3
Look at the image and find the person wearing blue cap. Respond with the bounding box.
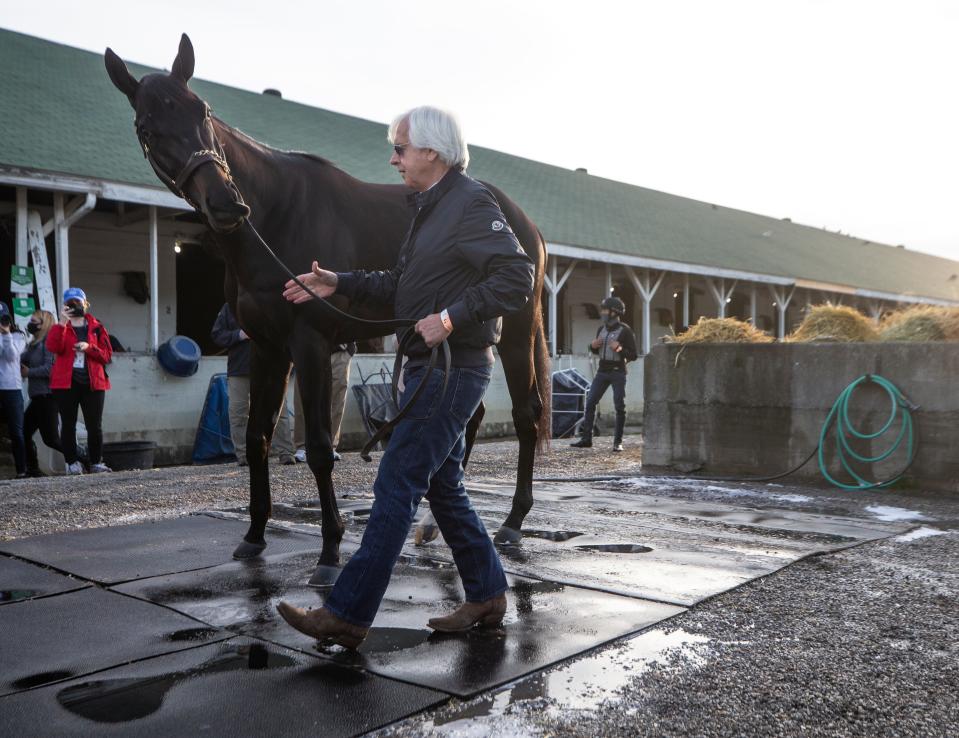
[47,287,113,474]
[0,301,28,478]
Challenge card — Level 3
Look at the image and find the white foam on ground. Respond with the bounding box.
[894,526,948,542]
[865,505,930,523]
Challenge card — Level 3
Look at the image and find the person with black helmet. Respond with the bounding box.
[571,295,638,452]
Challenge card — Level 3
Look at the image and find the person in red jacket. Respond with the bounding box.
[46,287,113,474]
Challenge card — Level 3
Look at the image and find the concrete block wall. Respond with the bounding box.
[643,343,959,491]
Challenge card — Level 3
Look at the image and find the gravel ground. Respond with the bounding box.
[0,435,642,541]
[535,530,959,738]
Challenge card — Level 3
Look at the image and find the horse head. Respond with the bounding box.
[104,34,250,233]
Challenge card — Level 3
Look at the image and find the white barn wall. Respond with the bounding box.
[68,212,184,351]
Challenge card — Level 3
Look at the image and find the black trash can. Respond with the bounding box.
[102,441,157,471]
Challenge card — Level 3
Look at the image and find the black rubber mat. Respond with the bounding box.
[0,515,320,584]
[115,549,684,697]
[0,554,88,605]
[0,638,448,737]
[0,587,229,696]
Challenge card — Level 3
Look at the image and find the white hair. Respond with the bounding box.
[388,106,469,170]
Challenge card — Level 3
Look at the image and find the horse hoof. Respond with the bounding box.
[493,526,522,545]
[308,565,341,588]
[232,540,267,559]
[415,522,440,546]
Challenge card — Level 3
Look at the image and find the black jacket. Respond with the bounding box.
[335,168,535,366]
[590,320,638,373]
[211,304,251,377]
[21,338,56,398]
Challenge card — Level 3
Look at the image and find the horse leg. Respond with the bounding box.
[233,344,291,559]
[289,331,344,583]
[494,322,548,545]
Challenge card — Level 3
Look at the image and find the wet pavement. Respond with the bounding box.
[1,454,956,736]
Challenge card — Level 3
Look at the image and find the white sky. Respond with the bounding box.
[5,0,958,260]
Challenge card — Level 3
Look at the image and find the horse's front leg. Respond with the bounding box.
[232,342,292,559]
[289,329,343,584]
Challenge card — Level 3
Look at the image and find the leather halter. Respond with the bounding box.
[135,115,234,210]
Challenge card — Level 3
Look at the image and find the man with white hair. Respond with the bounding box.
[277,106,535,648]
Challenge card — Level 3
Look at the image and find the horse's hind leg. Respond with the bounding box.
[233,343,291,559]
[289,330,343,581]
[494,329,546,545]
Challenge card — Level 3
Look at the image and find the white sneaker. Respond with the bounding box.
[89,462,112,473]
[294,449,307,463]
[65,461,84,475]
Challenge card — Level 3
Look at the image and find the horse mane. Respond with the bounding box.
[213,116,338,170]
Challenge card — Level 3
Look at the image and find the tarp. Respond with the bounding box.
[552,368,591,438]
[352,365,397,452]
[192,373,235,463]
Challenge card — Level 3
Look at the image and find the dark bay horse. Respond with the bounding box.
[104,35,550,581]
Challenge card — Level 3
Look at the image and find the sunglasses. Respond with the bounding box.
[392,142,412,157]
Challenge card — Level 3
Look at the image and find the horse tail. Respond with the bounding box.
[533,230,552,455]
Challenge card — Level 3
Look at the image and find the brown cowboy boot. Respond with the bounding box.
[276,601,369,649]
[427,594,507,633]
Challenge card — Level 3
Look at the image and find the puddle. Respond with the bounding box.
[0,589,38,603]
[522,530,584,542]
[12,669,75,690]
[574,544,652,554]
[865,506,929,523]
[894,527,947,543]
[426,628,712,731]
[56,643,297,723]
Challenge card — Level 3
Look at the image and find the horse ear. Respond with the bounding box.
[104,48,139,105]
[171,33,195,83]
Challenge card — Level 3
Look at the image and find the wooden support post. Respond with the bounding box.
[705,277,738,319]
[768,284,796,339]
[149,206,159,351]
[626,267,665,355]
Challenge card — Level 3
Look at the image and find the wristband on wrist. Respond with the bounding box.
[440,308,453,332]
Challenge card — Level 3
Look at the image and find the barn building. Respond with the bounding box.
[2,28,958,465]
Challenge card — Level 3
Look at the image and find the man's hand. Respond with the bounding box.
[75,341,89,353]
[590,337,603,350]
[0,323,9,335]
[415,313,452,348]
[283,262,338,304]
[609,339,622,353]
[20,364,28,378]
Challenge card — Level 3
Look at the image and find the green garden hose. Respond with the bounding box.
[816,374,918,490]
[692,374,918,489]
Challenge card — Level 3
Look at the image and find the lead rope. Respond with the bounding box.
[241,217,451,462]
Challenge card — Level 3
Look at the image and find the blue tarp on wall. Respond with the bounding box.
[192,373,235,463]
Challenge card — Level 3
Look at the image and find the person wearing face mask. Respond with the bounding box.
[0,301,28,478]
[571,295,638,452]
[46,288,113,474]
[20,310,62,477]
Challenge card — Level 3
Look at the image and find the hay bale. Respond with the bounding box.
[788,304,878,343]
[880,305,953,342]
[669,317,773,344]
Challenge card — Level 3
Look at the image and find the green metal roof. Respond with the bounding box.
[2,28,957,301]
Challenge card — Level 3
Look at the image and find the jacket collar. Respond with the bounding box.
[406,166,464,210]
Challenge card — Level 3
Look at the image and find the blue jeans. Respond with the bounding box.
[582,368,627,443]
[0,388,26,474]
[324,363,508,627]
